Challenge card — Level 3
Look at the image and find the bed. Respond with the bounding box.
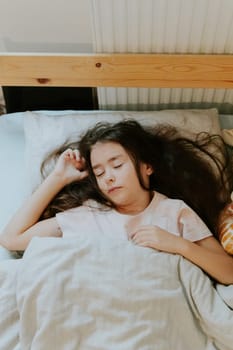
[0,53,233,350]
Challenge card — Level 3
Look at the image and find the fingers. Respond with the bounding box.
[63,148,86,168]
[73,149,85,165]
[128,228,148,246]
[79,170,89,180]
[127,225,152,240]
[127,225,160,248]
[63,148,80,161]
[129,231,154,249]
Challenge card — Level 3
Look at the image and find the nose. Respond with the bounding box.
[104,169,115,183]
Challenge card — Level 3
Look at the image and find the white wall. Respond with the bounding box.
[0,0,93,53]
[91,0,233,111]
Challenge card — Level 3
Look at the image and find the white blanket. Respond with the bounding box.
[0,259,20,350]
[1,235,233,350]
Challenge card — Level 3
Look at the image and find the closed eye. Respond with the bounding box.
[113,164,123,169]
[95,171,104,178]
[94,163,123,177]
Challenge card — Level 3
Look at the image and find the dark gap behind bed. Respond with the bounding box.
[2,87,98,113]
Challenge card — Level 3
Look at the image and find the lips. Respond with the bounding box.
[108,186,121,194]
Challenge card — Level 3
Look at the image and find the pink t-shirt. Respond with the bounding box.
[56,191,212,242]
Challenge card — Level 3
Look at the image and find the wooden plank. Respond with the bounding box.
[0,53,233,88]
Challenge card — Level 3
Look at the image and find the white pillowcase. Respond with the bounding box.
[24,108,221,193]
[0,113,28,235]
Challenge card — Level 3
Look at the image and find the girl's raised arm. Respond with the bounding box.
[0,149,87,251]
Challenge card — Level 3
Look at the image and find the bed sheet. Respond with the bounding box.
[0,259,20,350]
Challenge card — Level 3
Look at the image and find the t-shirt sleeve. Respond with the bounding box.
[56,210,74,238]
[56,207,86,238]
[178,202,212,242]
[56,203,99,238]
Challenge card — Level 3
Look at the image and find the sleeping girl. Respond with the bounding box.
[1,120,233,284]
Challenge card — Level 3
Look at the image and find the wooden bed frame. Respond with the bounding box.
[0,54,233,88]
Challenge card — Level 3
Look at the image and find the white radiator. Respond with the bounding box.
[90,0,233,112]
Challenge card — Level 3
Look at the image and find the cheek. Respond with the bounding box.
[95,177,104,190]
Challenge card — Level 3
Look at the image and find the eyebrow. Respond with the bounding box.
[92,155,124,170]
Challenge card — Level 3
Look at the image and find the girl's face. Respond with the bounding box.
[90,141,153,214]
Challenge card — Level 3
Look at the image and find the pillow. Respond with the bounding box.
[217,198,233,255]
[24,108,221,192]
[0,113,28,233]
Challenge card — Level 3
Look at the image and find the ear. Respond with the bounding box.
[146,164,154,176]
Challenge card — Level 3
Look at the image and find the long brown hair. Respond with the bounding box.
[40,120,232,237]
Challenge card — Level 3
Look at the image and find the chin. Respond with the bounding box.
[106,193,125,207]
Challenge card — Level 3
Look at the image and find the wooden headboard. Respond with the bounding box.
[0,54,233,88]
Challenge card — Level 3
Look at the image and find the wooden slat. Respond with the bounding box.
[0,54,233,88]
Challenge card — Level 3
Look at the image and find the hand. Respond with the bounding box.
[128,225,182,254]
[52,149,88,185]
